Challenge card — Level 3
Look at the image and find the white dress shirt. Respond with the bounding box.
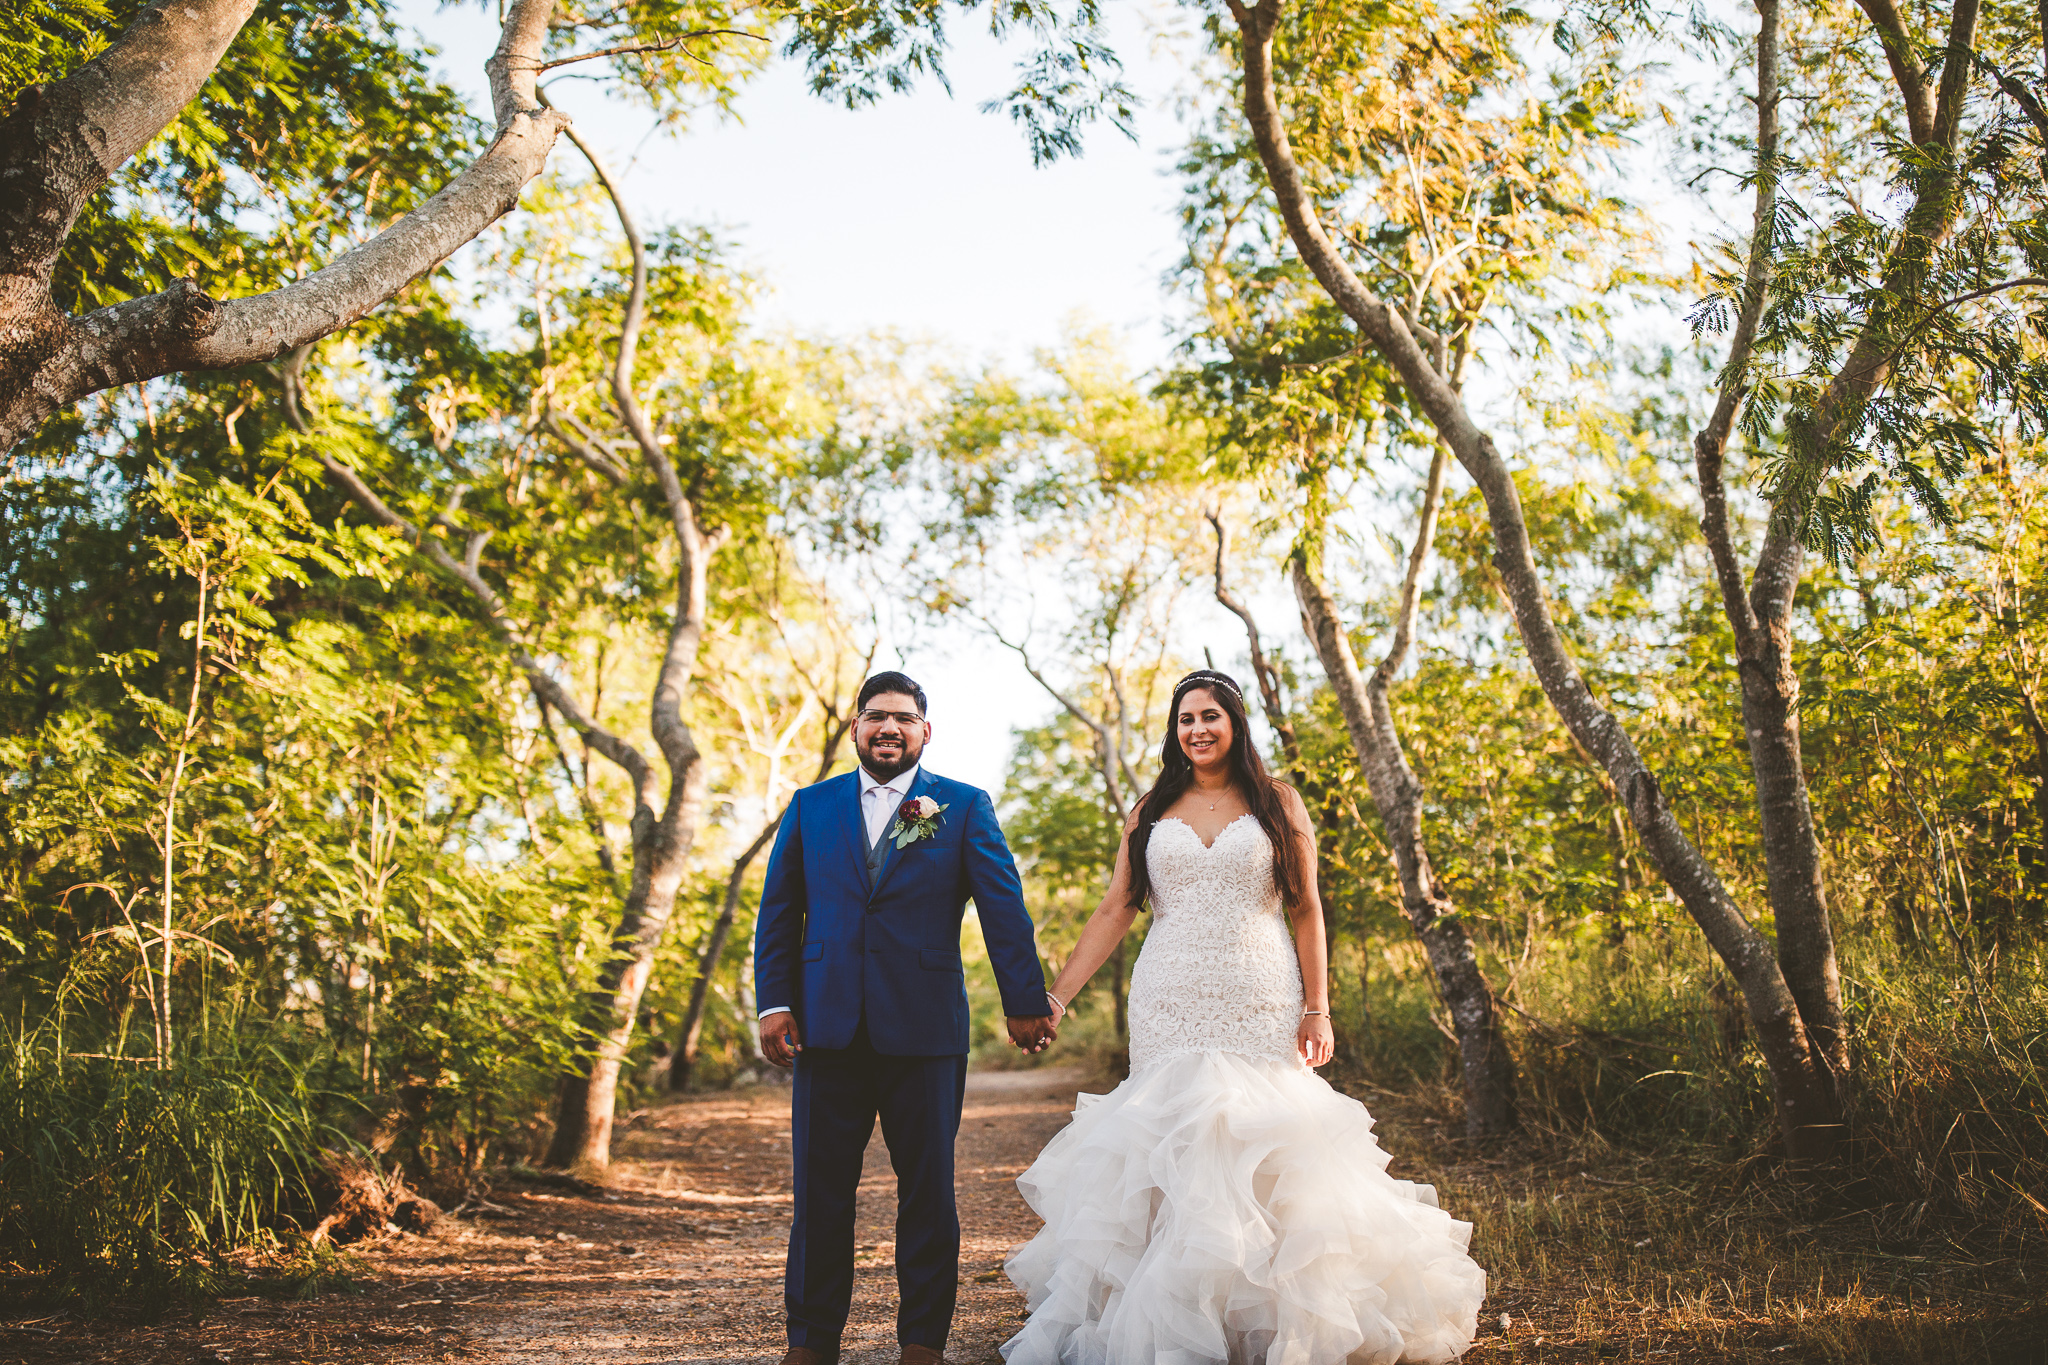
[759,765,920,1022]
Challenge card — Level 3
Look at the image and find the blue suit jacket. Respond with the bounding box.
[752,767,1048,1055]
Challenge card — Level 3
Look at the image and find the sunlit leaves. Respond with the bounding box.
[773,0,1136,163]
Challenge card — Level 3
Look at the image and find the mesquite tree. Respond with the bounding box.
[1210,470,1520,1138]
[1209,0,2048,1154]
[1168,6,1614,1134]
[283,130,821,1168]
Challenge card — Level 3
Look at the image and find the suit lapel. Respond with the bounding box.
[868,768,936,904]
[842,771,873,894]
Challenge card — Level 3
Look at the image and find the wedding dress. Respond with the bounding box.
[1002,815,1487,1365]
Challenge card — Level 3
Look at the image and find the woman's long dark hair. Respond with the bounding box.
[1124,669,1307,911]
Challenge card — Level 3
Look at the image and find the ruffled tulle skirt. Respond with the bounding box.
[1001,1050,1486,1365]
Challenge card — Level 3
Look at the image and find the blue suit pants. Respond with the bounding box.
[787,1019,968,1353]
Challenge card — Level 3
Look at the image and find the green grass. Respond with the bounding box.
[0,1029,333,1312]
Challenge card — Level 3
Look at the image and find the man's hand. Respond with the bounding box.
[761,1011,803,1068]
[1007,1015,1057,1054]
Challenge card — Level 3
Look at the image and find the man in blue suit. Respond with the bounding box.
[754,671,1056,1365]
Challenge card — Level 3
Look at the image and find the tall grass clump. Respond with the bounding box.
[1844,943,2048,1256]
[0,1025,330,1310]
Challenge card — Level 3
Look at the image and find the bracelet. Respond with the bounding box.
[1302,1009,1327,1017]
[1047,990,1067,1014]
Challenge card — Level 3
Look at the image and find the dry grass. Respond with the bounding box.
[1348,1078,2047,1364]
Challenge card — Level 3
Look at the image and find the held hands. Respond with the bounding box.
[1297,1012,1335,1069]
[761,1011,802,1068]
[1007,988,1066,1055]
[1008,1014,1058,1054]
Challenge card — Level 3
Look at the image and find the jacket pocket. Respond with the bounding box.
[918,948,963,973]
[802,942,825,962]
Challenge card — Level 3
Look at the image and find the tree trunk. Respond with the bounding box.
[1222,0,1843,1156]
[1739,540,1848,1099]
[1290,557,1517,1138]
[1686,0,1852,1108]
[545,765,705,1168]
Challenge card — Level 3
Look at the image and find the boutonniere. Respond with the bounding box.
[890,794,949,848]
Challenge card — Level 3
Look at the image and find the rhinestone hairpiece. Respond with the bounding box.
[1174,670,1242,702]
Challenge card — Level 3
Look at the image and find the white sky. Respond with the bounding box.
[398,0,1221,792]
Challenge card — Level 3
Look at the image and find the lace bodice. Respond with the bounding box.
[1126,815,1303,1074]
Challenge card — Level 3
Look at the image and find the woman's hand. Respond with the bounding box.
[1297,1013,1335,1069]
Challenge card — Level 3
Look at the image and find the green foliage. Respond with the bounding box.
[0,0,109,101]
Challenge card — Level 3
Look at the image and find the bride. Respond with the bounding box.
[1003,669,1487,1365]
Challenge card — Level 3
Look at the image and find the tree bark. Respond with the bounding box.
[538,125,719,1171]
[1289,533,1517,1139]
[669,821,779,1093]
[0,0,569,451]
[1223,0,1839,1156]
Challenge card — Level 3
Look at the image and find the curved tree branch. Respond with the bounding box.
[280,348,652,800]
[0,0,571,451]
[554,118,723,791]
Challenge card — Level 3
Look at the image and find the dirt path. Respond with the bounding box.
[6,1065,1091,1365]
[459,1065,1086,1365]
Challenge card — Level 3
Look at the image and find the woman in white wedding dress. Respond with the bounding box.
[1003,670,1486,1365]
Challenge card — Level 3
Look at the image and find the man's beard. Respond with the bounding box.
[857,735,920,781]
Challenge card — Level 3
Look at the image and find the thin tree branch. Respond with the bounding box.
[1693,0,1782,657]
[281,347,652,797]
[542,406,631,486]
[539,28,762,70]
[1204,506,1301,766]
[1370,440,1449,696]
[1851,0,1935,143]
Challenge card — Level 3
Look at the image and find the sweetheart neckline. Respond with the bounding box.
[1155,813,1259,852]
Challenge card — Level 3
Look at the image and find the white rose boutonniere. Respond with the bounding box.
[890,794,949,849]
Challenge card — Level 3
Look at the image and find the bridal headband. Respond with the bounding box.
[1173,669,1243,703]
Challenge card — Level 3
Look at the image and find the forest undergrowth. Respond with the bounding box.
[1322,930,2048,1362]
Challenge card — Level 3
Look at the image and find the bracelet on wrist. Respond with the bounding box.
[1302,1009,1327,1017]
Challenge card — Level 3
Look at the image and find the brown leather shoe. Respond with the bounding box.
[778,1350,837,1365]
[899,1346,947,1365]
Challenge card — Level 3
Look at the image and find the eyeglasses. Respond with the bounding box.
[858,709,925,726]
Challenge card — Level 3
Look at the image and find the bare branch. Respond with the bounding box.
[1204,506,1300,766]
[1370,440,1449,696]
[556,116,722,789]
[280,348,651,796]
[540,28,763,70]
[983,615,1132,820]
[1693,0,1782,657]
[541,406,630,485]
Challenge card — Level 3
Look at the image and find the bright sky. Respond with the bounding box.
[397,1,1207,792]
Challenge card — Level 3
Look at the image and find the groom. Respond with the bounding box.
[753,671,1056,1365]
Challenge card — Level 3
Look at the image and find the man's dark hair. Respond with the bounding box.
[857,671,927,715]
